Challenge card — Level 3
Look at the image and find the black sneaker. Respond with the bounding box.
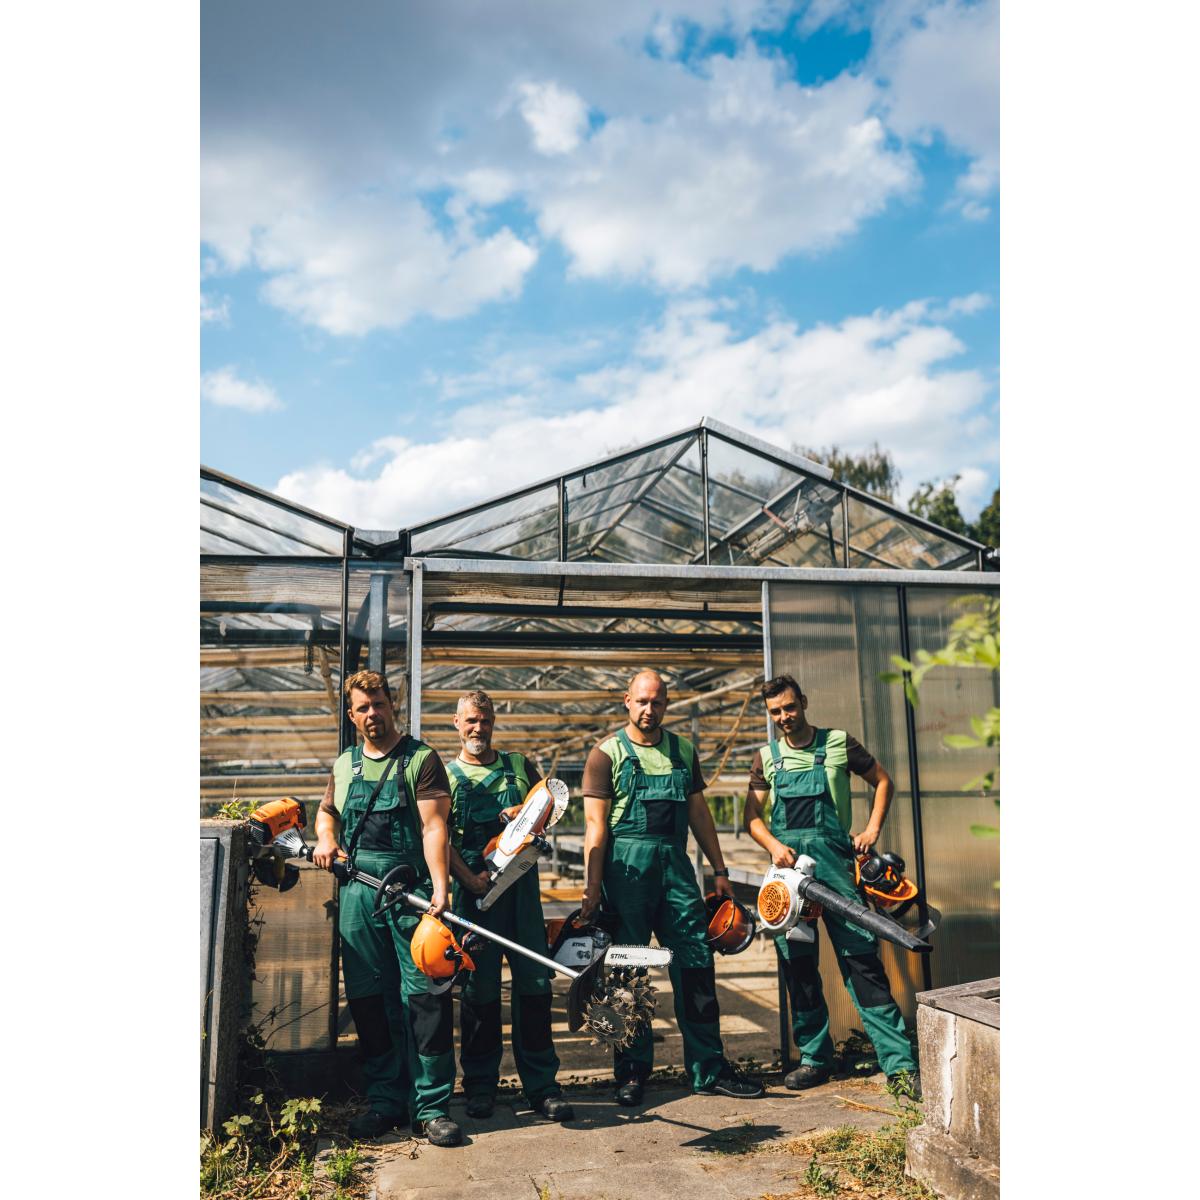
[535,1094,575,1122]
[888,1070,922,1101]
[697,1062,765,1099]
[464,1094,494,1119]
[784,1063,832,1090]
[413,1116,463,1147]
[347,1108,407,1139]
[614,1078,644,1107]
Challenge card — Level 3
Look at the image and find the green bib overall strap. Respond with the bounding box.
[344,737,418,865]
[611,728,692,841]
[768,729,839,836]
[448,753,525,864]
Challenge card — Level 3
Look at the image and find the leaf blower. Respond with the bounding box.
[477,777,570,913]
[756,854,931,953]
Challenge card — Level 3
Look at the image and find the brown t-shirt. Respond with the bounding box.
[582,730,706,800]
[748,732,876,791]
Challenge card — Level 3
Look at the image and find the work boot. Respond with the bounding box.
[697,1061,765,1099]
[614,1078,644,1107]
[413,1116,463,1147]
[888,1070,922,1101]
[347,1108,407,1139]
[784,1063,832,1090]
[534,1094,574,1122]
[464,1094,494,1119]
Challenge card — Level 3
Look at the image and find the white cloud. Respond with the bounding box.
[201,7,935,327]
[536,54,915,287]
[274,296,995,527]
[874,0,999,208]
[201,366,282,413]
[516,81,589,155]
[200,291,230,324]
[953,465,991,518]
[252,196,537,336]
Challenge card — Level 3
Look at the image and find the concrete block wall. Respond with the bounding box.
[906,977,1000,1200]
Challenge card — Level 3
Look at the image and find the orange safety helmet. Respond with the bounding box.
[410,914,476,979]
[855,851,919,907]
[705,893,756,955]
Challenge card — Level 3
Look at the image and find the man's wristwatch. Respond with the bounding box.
[713,868,729,878]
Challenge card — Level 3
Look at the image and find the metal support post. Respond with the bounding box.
[407,562,424,738]
[557,475,567,560]
[700,428,711,565]
[691,703,705,889]
[367,573,388,672]
[896,585,934,992]
[332,527,353,1053]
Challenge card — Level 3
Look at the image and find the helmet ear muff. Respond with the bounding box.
[410,914,476,978]
[704,893,756,955]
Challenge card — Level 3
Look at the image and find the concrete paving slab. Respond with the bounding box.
[374,1076,899,1200]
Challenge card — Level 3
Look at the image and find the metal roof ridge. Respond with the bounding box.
[200,464,353,533]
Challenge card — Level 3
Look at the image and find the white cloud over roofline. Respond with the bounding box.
[273,295,995,528]
[201,366,283,413]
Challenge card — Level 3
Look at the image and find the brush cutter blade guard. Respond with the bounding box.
[567,947,665,1048]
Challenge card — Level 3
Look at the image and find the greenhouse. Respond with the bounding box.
[201,416,999,1065]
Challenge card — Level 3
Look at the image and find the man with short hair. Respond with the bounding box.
[312,670,463,1146]
[446,690,573,1123]
[744,674,921,1098]
[580,669,764,1106]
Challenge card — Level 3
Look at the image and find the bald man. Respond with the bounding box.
[581,670,764,1106]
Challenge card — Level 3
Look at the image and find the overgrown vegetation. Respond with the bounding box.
[771,1092,937,1199]
[202,811,373,1200]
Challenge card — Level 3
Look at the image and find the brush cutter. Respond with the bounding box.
[756,855,932,953]
[267,821,670,1049]
[476,776,570,913]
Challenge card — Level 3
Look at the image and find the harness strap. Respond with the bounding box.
[345,736,414,866]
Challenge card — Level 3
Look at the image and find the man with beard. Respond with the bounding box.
[579,669,764,1106]
[446,690,574,1123]
[312,670,463,1146]
[744,674,920,1099]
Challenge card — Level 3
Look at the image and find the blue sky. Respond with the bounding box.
[201,0,998,529]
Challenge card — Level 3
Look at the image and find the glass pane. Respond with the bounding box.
[565,433,698,561]
[905,588,1000,990]
[344,563,412,718]
[767,583,925,1041]
[410,485,559,559]
[847,496,976,570]
[200,475,345,555]
[706,436,842,567]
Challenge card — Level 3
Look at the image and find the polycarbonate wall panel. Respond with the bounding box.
[905,588,1000,990]
[201,561,345,814]
[249,864,339,1053]
[200,476,345,555]
[410,486,559,559]
[766,583,925,1039]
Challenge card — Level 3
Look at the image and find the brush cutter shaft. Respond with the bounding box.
[338,860,582,981]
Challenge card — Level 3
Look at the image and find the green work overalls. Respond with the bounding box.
[765,729,917,1077]
[448,753,562,1106]
[600,729,726,1091]
[337,740,456,1123]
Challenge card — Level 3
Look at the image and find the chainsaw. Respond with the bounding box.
[251,797,669,1049]
[756,853,933,953]
[476,776,570,913]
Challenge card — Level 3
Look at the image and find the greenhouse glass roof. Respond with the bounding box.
[201,418,989,570]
